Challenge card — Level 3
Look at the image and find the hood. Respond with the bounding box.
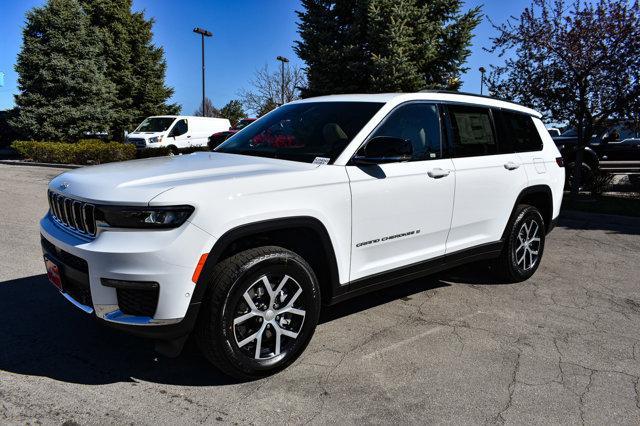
[49,152,318,204]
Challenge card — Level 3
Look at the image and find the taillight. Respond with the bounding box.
[555,157,564,167]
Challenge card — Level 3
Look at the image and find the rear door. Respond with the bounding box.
[444,104,528,253]
[347,102,455,281]
[493,108,546,179]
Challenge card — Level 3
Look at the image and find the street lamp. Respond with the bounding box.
[276,56,289,106]
[479,66,486,95]
[193,27,213,116]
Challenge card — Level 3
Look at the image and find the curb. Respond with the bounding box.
[0,160,82,169]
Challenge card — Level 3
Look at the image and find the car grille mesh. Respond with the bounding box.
[127,138,146,148]
[48,190,96,236]
[117,288,160,317]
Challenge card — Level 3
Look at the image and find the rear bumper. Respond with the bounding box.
[39,213,215,340]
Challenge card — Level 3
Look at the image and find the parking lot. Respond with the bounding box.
[1,163,639,425]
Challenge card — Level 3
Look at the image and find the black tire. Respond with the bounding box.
[168,145,179,156]
[565,161,593,191]
[494,205,546,283]
[195,246,321,380]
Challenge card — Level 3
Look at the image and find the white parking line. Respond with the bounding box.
[361,311,482,360]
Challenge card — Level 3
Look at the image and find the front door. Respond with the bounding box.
[347,102,455,281]
[169,119,190,149]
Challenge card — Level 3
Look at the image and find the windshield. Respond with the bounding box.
[216,102,383,163]
[135,117,176,133]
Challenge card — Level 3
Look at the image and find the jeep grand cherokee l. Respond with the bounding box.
[40,91,564,379]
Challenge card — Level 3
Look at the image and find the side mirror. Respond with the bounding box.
[353,136,413,165]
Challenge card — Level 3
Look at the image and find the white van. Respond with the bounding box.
[126,116,231,153]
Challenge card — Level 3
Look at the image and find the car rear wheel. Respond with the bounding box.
[494,205,546,282]
[565,161,593,191]
[195,246,321,380]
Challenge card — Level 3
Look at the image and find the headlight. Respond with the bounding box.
[95,205,194,229]
[149,136,163,143]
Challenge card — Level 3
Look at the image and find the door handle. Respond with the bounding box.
[187,135,191,138]
[427,168,451,179]
[504,162,520,170]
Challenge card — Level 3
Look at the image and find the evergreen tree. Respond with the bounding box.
[10,0,116,141]
[219,100,246,126]
[128,11,180,125]
[258,99,279,117]
[295,0,481,96]
[80,0,178,139]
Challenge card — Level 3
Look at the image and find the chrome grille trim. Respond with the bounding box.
[48,190,97,237]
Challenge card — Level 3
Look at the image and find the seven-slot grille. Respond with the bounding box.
[48,190,97,236]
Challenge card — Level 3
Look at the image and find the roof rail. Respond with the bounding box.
[418,89,507,102]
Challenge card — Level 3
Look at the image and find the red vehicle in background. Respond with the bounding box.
[208,117,257,149]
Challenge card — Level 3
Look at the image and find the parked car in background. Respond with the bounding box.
[127,116,231,154]
[208,117,257,149]
[553,122,640,186]
[547,128,561,137]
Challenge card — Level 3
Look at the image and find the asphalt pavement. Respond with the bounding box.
[1,164,639,425]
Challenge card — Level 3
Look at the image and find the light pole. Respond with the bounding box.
[479,67,486,95]
[193,27,213,116]
[276,56,289,106]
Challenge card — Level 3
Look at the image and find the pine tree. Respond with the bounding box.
[128,11,179,126]
[219,100,246,126]
[79,0,178,139]
[295,0,481,96]
[10,0,116,141]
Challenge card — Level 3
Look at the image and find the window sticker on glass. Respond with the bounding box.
[312,157,330,165]
[454,113,493,145]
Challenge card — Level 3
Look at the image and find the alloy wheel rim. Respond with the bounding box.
[515,219,541,271]
[232,274,306,360]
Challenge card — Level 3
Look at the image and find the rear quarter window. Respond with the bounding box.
[495,110,543,153]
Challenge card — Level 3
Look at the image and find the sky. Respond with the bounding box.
[0,0,530,115]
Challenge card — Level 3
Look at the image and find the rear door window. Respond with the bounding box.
[447,105,497,157]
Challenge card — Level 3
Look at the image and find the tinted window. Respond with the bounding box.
[607,124,637,142]
[495,110,543,153]
[171,119,188,137]
[217,102,383,163]
[369,103,442,161]
[448,106,496,157]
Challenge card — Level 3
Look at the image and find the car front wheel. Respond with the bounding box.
[195,246,321,380]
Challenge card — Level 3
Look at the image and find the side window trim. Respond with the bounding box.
[350,101,447,163]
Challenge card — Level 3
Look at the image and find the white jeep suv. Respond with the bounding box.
[40,91,564,379]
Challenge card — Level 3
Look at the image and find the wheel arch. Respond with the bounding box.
[191,216,341,307]
[502,185,554,239]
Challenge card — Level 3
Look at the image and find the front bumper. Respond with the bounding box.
[40,213,215,338]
